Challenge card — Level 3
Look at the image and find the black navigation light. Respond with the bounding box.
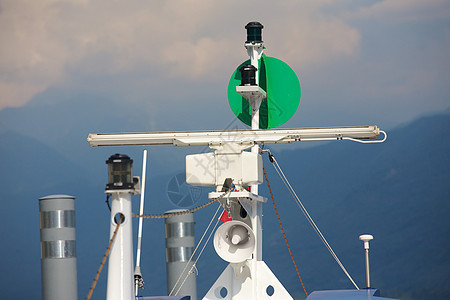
[239,64,257,86]
[245,21,263,43]
[106,153,134,190]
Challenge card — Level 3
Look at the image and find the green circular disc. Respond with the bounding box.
[227,54,301,129]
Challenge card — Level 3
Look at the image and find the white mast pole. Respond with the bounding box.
[107,191,134,300]
[246,36,264,300]
[250,91,262,300]
[105,154,135,300]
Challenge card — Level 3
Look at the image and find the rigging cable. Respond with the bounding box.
[169,203,223,296]
[173,205,222,296]
[132,191,229,219]
[265,150,360,290]
[168,184,234,296]
[105,194,111,211]
[263,164,308,297]
[86,214,124,300]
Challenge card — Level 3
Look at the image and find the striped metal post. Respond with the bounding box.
[39,195,78,300]
[165,210,197,300]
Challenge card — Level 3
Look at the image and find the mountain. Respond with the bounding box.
[260,113,450,299]
[0,95,448,299]
[0,88,209,181]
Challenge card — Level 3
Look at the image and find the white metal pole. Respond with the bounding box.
[359,234,373,289]
[107,191,134,300]
[248,43,263,300]
[248,46,260,90]
[365,249,371,288]
[136,150,147,266]
[135,149,148,296]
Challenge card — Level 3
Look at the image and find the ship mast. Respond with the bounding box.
[87,22,386,300]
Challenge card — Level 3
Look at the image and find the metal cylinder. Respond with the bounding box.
[359,234,373,289]
[365,249,371,288]
[39,195,78,300]
[165,210,197,300]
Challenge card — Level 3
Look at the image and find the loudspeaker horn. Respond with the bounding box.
[213,220,255,263]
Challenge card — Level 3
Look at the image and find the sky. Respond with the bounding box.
[1,2,449,299]
[1,0,449,132]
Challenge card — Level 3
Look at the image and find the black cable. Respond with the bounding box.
[105,194,111,211]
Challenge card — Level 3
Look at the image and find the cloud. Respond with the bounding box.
[0,0,68,107]
[1,0,448,128]
[349,0,450,23]
[0,0,366,110]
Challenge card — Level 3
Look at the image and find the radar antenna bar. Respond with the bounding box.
[87,126,384,148]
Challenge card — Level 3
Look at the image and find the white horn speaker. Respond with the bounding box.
[213,220,255,263]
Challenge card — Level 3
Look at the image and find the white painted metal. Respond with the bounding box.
[245,42,264,84]
[249,97,262,299]
[236,85,266,99]
[186,151,263,187]
[136,150,147,267]
[214,221,255,263]
[208,191,267,204]
[107,191,135,300]
[359,234,373,250]
[186,152,215,186]
[236,88,266,134]
[135,150,147,296]
[205,189,290,300]
[87,126,382,147]
[248,39,267,300]
[203,261,292,300]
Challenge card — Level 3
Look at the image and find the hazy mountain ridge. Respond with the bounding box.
[263,113,450,299]
[0,101,449,299]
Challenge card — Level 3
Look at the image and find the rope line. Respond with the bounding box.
[86,215,123,300]
[132,186,233,219]
[266,151,360,290]
[169,204,222,296]
[263,164,308,297]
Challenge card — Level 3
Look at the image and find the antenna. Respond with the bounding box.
[359,234,374,289]
[134,149,148,296]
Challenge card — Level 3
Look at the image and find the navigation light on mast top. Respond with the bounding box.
[106,153,134,191]
[245,21,264,43]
